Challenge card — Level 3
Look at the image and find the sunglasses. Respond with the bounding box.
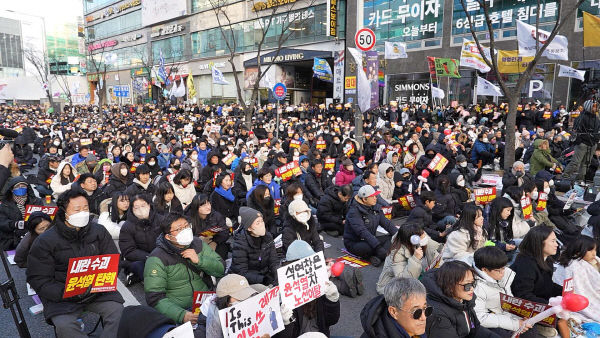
[399,306,433,320]
[460,281,477,291]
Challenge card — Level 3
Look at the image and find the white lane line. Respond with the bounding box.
[117,279,140,307]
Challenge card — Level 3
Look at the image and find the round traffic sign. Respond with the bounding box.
[273,82,287,100]
[355,28,376,52]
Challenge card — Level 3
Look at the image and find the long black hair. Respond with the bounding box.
[559,235,597,267]
[109,191,129,223]
[185,193,211,234]
[450,203,485,250]
[389,223,424,256]
[154,181,177,212]
[487,197,514,242]
[518,225,555,271]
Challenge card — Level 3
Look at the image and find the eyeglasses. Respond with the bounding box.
[398,306,433,320]
[170,222,191,235]
[460,281,477,291]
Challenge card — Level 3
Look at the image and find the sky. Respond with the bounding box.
[2,0,83,31]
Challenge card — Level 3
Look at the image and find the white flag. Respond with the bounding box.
[212,66,230,85]
[174,78,186,97]
[558,65,586,82]
[476,76,503,97]
[348,47,371,112]
[431,86,445,99]
[516,20,568,60]
[384,41,407,59]
[460,40,491,73]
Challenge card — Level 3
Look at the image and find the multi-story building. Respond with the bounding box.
[0,17,25,78]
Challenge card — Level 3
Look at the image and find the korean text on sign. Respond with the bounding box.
[426,153,448,172]
[24,205,58,221]
[274,161,302,182]
[219,287,284,338]
[192,291,216,315]
[336,255,370,268]
[499,293,556,327]
[277,251,328,310]
[474,187,497,205]
[398,194,416,210]
[63,254,120,298]
[520,196,533,220]
[324,158,336,171]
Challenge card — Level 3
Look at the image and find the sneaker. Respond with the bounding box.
[370,256,383,267]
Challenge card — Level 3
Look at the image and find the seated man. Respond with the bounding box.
[144,213,225,328]
[27,189,124,337]
[344,185,397,267]
[0,177,43,250]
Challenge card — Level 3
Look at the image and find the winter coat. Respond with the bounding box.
[26,218,124,321]
[282,216,324,254]
[125,178,156,198]
[71,181,104,216]
[232,168,255,206]
[210,188,238,221]
[0,177,42,250]
[102,164,130,198]
[187,209,230,247]
[50,162,76,199]
[246,179,282,200]
[344,197,397,249]
[441,228,485,263]
[471,140,495,164]
[501,171,533,193]
[246,193,277,235]
[422,270,495,338]
[529,139,560,176]
[377,163,396,203]
[304,169,332,205]
[144,235,225,324]
[277,296,341,338]
[230,226,279,285]
[376,238,442,294]
[14,232,37,268]
[170,179,196,209]
[360,295,424,338]
[97,211,125,240]
[118,209,163,263]
[335,166,356,186]
[503,194,530,239]
[473,266,521,331]
[432,188,458,221]
[317,186,349,231]
[509,254,562,304]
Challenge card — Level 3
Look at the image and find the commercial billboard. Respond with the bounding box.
[142,0,187,27]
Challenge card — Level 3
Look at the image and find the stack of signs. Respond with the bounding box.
[398,194,416,210]
[500,293,556,327]
[343,143,355,157]
[316,140,326,150]
[426,154,448,173]
[277,251,328,309]
[520,196,533,220]
[274,161,302,182]
[382,206,393,220]
[536,192,548,211]
[219,287,284,338]
[63,254,120,298]
[290,140,302,149]
[474,187,497,205]
[24,205,58,221]
[324,158,336,171]
[192,291,215,315]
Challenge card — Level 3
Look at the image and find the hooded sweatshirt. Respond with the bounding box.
[377,163,395,203]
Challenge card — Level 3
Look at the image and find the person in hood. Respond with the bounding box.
[144,213,225,326]
[125,164,156,199]
[145,154,161,178]
[186,194,230,260]
[383,151,403,173]
[13,135,36,171]
[74,153,98,175]
[451,154,482,189]
[229,207,280,285]
[14,211,52,268]
[26,189,124,337]
[501,161,532,194]
[472,247,538,337]
[119,195,163,286]
[50,162,77,199]
[233,161,256,206]
[529,139,560,177]
[198,150,225,188]
[182,149,202,182]
[92,158,113,187]
[0,177,43,250]
[317,184,352,237]
[170,169,196,209]
[335,158,356,186]
[378,163,396,204]
[102,162,131,198]
[282,199,324,254]
[361,277,430,338]
[422,260,497,337]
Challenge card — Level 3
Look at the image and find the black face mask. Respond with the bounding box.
[426,153,435,159]
[243,168,253,175]
[402,174,411,181]
[173,165,181,170]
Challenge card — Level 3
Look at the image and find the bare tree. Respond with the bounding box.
[49,57,74,104]
[131,45,154,103]
[209,0,318,127]
[86,45,113,106]
[23,47,54,107]
[458,0,585,169]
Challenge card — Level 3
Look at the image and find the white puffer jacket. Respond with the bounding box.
[473,265,521,331]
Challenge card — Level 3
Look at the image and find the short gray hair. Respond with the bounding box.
[512,161,524,170]
[383,278,426,309]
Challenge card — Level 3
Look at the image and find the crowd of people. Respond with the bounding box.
[0,98,599,338]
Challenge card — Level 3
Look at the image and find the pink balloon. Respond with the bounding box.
[562,293,589,312]
[331,261,345,277]
[421,170,430,178]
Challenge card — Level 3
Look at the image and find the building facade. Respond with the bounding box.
[0,17,25,78]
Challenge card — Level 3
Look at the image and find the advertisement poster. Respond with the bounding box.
[366,51,379,109]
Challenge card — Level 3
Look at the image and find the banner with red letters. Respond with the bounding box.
[316,140,326,150]
[520,196,533,219]
[24,205,58,221]
[274,161,302,182]
[426,153,448,172]
[63,254,120,298]
[192,291,215,315]
[500,293,556,327]
[324,158,336,171]
[398,194,417,210]
[474,187,497,205]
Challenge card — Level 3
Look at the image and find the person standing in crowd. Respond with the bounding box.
[562,100,600,183]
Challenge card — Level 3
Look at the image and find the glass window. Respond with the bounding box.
[87,11,142,41]
[84,0,120,14]
[152,36,185,64]
[191,0,242,13]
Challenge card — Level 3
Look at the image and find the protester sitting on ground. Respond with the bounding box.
[247,184,278,236]
[502,186,532,243]
[50,162,77,199]
[125,164,155,198]
[408,190,451,243]
[335,158,356,186]
[14,211,51,268]
[170,169,196,209]
[344,185,398,267]
[0,177,43,250]
[529,139,561,177]
[278,240,340,337]
[103,162,130,197]
[471,132,496,169]
[210,172,238,227]
[232,161,256,206]
[229,206,280,285]
[27,189,124,337]
[186,194,230,260]
[317,184,352,237]
[153,181,183,216]
[472,246,538,337]
[246,167,282,202]
[304,159,332,207]
[501,161,532,193]
[282,199,324,254]
[441,204,487,263]
[144,213,225,327]
[485,197,518,261]
[98,191,129,240]
[71,173,103,216]
[376,223,441,294]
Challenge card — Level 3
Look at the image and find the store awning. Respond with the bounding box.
[244,48,332,67]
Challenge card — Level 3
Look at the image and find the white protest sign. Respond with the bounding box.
[277,251,328,310]
[219,287,284,338]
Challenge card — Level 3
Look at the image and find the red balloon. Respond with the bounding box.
[421,170,430,178]
[562,293,589,312]
[331,261,345,277]
[444,129,452,135]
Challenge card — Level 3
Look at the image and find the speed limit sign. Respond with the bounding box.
[355,28,376,51]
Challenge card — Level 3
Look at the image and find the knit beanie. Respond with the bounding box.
[239,207,262,230]
[285,240,315,261]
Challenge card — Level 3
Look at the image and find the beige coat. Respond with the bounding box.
[441,228,485,264]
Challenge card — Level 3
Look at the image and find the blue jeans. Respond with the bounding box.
[436,216,457,227]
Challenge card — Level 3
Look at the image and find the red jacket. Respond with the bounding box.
[335,167,356,186]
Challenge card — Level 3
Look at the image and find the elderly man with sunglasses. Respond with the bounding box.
[360,277,431,337]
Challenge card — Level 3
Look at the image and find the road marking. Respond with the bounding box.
[117,279,140,306]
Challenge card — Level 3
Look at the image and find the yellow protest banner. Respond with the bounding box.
[497,50,533,74]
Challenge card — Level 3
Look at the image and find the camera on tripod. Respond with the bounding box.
[0,128,19,150]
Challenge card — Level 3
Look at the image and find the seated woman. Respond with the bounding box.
[501,186,532,244]
[209,173,237,228]
[422,260,497,337]
[50,162,77,199]
[282,199,324,254]
[485,197,518,262]
[316,185,352,238]
[186,194,230,260]
[472,246,539,338]
[376,223,441,294]
[153,181,183,216]
[442,204,487,264]
[14,212,52,268]
[247,185,277,236]
[98,191,130,240]
[170,169,196,209]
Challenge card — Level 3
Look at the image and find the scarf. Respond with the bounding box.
[13,195,27,218]
[134,178,151,190]
[215,186,235,202]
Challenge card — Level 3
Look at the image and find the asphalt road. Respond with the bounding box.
[0,230,390,338]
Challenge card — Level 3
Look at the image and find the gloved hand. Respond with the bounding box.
[324,281,339,302]
[376,246,387,259]
[280,303,294,325]
[15,221,24,230]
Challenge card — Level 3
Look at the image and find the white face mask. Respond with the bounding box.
[334,140,340,144]
[420,236,429,247]
[293,194,303,201]
[134,207,150,220]
[53,140,60,146]
[482,137,489,143]
[544,187,551,194]
[532,191,539,200]
[148,161,156,166]
[250,223,266,237]
[457,179,465,187]
[120,168,128,176]
[459,162,468,168]
[295,211,311,224]
[549,179,554,187]
[67,211,89,228]
[174,227,194,246]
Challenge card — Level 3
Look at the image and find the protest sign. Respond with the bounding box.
[336,254,370,268]
[63,254,120,298]
[536,192,548,211]
[343,143,355,157]
[500,293,556,327]
[247,157,259,168]
[24,205,58,221]
[382,206,393,220]
[192,291,215,315]
[274,161,302,182]
[426,153,448,173]
[520,196,533,220]
[562,278,573,295]
[274,199,281,215]
[480,174,503,188]
[316,140,326,150]
[199,226,227,237]
[80,138,92,146]
[278,251,328,310]
[222,153,238,166]
[219,287,284,338]
[324,158,336,171]
[290,140,301,149]
[398,194,416,210]
[474,187,497,205]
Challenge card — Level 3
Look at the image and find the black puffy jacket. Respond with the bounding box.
[317,186,348,231]
[344,197,397,250]
[247,193,277,235]
[210,189,238,221]
[125,179,156,199]
[119,209,163,263]
[26,218,124,320]
[304,169,332,205]
[432,188,458,222]
[186,208,229,246]
[230,227,279,285]
[282,216,324,254]
[232,167,255,206]
[360,295,410,338]
[0,177,43,250]
[510,254,562,304]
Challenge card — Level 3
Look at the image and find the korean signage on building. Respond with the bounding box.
[151,24,185,38]
[387,74,431,105]
[327,0,338,37]
[252,0,297,12]
[452,0,559,36]
[120,33,143,42]
[364,0,444,43]
[85,0,141,23]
